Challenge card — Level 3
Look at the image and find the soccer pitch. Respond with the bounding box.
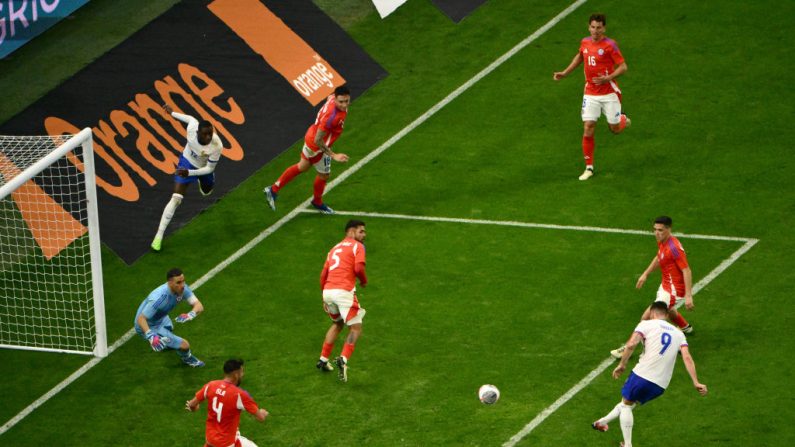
[2,0,795,446]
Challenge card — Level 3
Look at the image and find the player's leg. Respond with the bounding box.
[579,95,601,180]
[198,173,215,197]
[264,151,312,210]
[332,291,365,382]
[160,324,204,367]
[618,398,636,447]
[606,93,630,134]
[310,155,334,214]
[318,310,344,372]
[668,300,692,333]
[152,181,189,251]
[236,434,258,447]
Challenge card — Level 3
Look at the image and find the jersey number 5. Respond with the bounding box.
[587,55,596,66]
[329,248,343,271]
[212,396,224,423]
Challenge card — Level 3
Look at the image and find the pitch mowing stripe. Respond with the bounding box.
[0,0,587,437]
[300,210,758,243]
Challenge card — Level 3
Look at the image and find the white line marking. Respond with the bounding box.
[306,210,758,446]
[0,1,585,437]
[301,210,757,243]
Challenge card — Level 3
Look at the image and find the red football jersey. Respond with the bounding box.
[305,95,347,152]
[657,236,689,296]
[322,237,366,291]
[579,37,624,96]
[194,380,260,447]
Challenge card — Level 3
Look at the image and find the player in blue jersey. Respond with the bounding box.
[134,268,205,367]
[592,301,707,447]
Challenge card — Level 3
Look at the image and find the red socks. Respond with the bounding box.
[272,164,302,193]
[672,312,689,329]
[313,176,327,204]
[341,343,355,361]
[582,135,595,167]
[320,342,334,360]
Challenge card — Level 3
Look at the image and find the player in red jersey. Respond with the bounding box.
[316,219,368,382]
[186,359,269,447]
[611,216,694,359]
[263,85,351,215]
[553,13,630,181]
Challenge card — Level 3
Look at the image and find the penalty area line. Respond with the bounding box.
[305,210,757,446]
[0,0,588,438]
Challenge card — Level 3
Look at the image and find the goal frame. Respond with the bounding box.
[0,128,107,357]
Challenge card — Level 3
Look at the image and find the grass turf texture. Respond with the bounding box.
[1,0,794,445]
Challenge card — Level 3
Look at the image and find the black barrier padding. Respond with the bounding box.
[0,0,386,264]
[430,0,489,23]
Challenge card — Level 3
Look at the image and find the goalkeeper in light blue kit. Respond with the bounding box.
[134,268,205,367]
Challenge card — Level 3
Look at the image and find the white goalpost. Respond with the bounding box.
[0,128,107,357]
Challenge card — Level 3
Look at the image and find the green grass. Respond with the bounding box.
[2,0,795,445]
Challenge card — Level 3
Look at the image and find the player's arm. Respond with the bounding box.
[679,345,708,396]
[355,261,367,287]
[254,407,269,421]
[176,295,203,323]
[612,332,642,378]
[186,384,208,412]
[137,309,166,351]
[553,53,583,80]
[241,392,269,421]
[682,266,694,310]
[636,256,660,289]
[314,128,349,162]
[593,62,627,84]
[320,261,330,290]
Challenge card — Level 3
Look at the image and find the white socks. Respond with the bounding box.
[619,402,635,447]
[599,402,623,425]
[156,193,183,239]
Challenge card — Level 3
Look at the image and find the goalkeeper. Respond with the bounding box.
[151,104,223,252]
[134,268,205,367]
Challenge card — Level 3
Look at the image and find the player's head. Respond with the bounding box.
[198,120,214,145]
[653,216,673,242]
[333,85,351,112]
[345,219,366,242]
[223,359,245,385]
[588,13,606,40]
[649,301,670,319]
[166,267,186,295]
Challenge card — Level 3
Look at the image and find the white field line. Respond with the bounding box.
[0,0,586,437]
[302,210,758,446]
[302,210,758,243]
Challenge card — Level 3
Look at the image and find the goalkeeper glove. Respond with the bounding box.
[145,330,165,351]
[176,311,197,323]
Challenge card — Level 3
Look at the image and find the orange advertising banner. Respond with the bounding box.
[208,0,346,105]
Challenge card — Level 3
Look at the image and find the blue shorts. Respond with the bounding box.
[175,155,215,188]
[134,317,184,350]
[621,372,665,404]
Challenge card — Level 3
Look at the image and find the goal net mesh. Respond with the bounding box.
[0,134,99,355]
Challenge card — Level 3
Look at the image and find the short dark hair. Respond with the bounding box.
[166,268,183,280]
[345,219,365,231]
[199,120,213,131]
[334,85,350,97]
[589,13,606,25]
[650,301,669,314]
[654,216,673,227]
[224,359,244,374]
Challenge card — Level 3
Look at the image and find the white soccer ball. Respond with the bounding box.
[478,384,500,404]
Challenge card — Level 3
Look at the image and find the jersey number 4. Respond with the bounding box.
[212,396,224,423]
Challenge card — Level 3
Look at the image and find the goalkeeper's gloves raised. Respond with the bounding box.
[145,330,165,351]
[176,311,197,323]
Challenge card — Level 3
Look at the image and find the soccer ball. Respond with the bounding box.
[478,384,500,404]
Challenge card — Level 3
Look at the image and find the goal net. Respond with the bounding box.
[0,128,107,357]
